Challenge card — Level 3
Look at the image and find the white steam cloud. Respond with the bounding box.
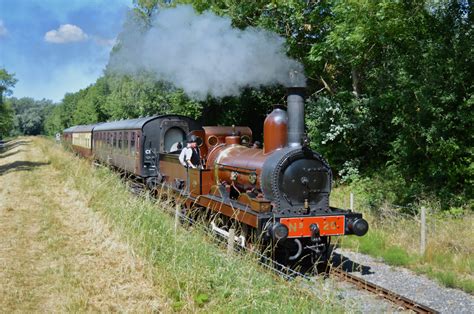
[109,5,306,100]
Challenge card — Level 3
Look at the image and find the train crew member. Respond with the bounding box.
[179,135,200,168]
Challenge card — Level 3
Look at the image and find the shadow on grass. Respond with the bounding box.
[0,140,30,154]
[0,149,24,159]
[0,160,50,176]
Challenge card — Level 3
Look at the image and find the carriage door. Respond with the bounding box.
[130,131,139,174]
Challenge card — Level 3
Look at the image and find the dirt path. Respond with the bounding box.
[0,138,165,312]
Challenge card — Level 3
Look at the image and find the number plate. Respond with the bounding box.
[280,216,345,237]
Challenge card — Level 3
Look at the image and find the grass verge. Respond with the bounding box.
[38,137,344,312]
[331,184,474,294]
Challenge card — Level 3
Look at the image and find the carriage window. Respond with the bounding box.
[118,132,122,150]
[164,127,185,153]
[130,132,136,155]
[113,132,117,148]
[124,131,129,154]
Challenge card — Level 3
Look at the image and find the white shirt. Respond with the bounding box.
[179,147,195,168]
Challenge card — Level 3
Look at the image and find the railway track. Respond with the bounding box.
[329,267,438,313]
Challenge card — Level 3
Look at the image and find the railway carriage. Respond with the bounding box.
[92,115,202,177]
[62,126,77,146]
[63,124,100,158]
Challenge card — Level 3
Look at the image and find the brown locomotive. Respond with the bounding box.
[63,88,368,266]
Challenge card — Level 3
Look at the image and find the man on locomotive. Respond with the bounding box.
[179,135,200,168]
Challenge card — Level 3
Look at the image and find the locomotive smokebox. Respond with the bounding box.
[287,87,306,147]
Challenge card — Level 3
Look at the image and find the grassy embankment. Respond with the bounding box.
[331,185,473,294]
[39,137,347,312]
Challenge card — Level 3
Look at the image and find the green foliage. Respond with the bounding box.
[44,105,64,136]
[0,68,17,138]
[306,0,473,208]
[0,101,14,139]
[7,97,54,136]
[102,73,202,120]
[0,68,18,100]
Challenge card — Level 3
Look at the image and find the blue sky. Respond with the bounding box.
[0,0,131,102]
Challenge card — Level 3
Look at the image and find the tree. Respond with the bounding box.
[0,69,17,138]
[7,97,55,135]
[0,68,17,101]
[306,0,473,207]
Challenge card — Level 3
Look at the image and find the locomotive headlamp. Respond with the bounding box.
[271,223,289,241]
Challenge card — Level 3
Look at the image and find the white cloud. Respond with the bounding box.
[44,24,88,43]
[0,20,7,36]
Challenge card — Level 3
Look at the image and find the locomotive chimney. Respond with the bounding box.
[287,87,305,147]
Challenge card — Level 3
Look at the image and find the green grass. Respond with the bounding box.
[341,229,414,267]
[40,138,344,312]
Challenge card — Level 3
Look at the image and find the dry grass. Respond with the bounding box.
[0,137,166,312]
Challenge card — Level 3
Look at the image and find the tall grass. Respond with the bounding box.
[331,184,474,294]
[39,138,345,312]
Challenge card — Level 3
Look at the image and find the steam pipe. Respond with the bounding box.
[287,87,305,147]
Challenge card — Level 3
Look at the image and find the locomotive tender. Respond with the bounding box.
[63,88,368,265]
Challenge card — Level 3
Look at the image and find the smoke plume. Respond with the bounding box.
[109,5,306,100]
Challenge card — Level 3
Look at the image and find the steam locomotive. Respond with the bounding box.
[63,88,368,267]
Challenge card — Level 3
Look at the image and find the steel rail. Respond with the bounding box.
[330,267,438,313]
